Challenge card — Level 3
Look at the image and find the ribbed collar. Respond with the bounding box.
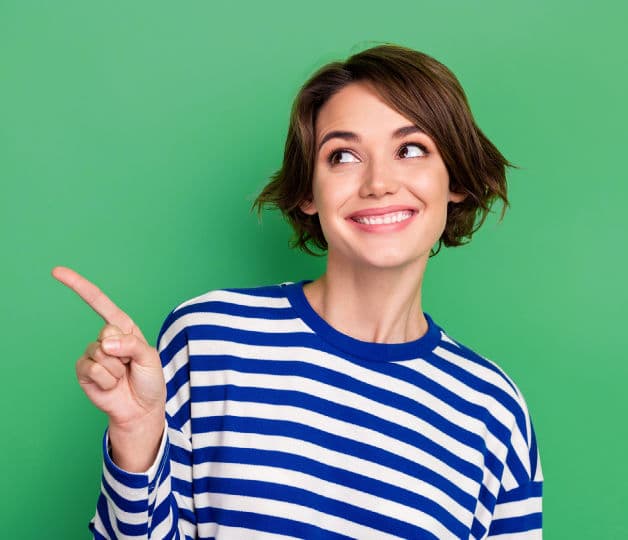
[281,280,442,363]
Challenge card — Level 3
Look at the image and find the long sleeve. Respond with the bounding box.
[88,308,196,539]
[486,415,543,539]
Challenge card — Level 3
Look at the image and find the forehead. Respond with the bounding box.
[315,82,413,140]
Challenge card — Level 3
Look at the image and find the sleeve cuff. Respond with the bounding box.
[103,418,169,488]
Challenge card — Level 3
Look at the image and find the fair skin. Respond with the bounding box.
[302,82,465,343]
[52,81,464,472]
[51,266,166,472]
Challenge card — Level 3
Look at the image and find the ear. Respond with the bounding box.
[300,198,318,215]
[448,190,467,204]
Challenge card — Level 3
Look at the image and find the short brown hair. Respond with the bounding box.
[254,43,513,256]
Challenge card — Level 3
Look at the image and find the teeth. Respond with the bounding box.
[353,210,414,225]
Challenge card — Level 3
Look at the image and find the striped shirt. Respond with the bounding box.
[90,281,543,539]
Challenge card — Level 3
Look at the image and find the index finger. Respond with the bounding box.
[51,266,145,340]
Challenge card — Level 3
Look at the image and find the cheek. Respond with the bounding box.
[312,174,355,212]
[409,170,451,204]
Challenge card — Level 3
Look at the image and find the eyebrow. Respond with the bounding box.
[317,125,423,152]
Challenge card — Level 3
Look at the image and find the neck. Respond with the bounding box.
[303,255,429,344]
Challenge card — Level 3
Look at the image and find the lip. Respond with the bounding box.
[347,205,418,219]
[346,205,418,233]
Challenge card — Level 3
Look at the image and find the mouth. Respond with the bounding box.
[350,209,415,225]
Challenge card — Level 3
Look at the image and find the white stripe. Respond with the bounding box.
[149,499,173,539]
[107,499,137,540]
[102,463,147,503]
[501,465,518,491]
[192,365,483,468]
[177,288,292,311]
[196,493,408,540]
[189,430,472,525]
[191,398,479,495]
[433,346,520,404]
[211,525,299,540]
[162,345,189,385]
[534,453,543,482]
[434,346,531,476]
[493,496,542,520]
[90,512,109,537]
[161,312,312,350]
[190,339,504,457]
[205,462,458,539]
[473,499,492,533]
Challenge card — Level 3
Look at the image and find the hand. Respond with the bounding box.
[52,266,166,470]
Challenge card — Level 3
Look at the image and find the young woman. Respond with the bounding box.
[54,44,543,539]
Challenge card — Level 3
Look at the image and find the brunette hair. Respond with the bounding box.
[254,43,513,256]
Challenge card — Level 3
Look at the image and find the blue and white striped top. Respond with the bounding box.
[90,281,543,539]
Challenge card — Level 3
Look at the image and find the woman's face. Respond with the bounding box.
[302,82,464,271]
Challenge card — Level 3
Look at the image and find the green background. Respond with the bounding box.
[1,1,626,538]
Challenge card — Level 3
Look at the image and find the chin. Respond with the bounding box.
[352,247,429,271]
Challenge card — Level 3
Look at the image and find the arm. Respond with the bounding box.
[89,308,197,539]
[52,267,196,539]
[487,418,543,539]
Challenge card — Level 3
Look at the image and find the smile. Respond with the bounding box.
[351,210,415,225]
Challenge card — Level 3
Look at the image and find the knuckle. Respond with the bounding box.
[98,324,124,341]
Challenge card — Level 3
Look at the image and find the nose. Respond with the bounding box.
[358,158,399,198]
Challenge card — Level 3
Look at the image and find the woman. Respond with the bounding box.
[54,44,543,539]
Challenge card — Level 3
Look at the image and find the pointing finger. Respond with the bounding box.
[52,266,146,342]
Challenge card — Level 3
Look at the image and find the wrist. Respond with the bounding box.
[108,410,166,472]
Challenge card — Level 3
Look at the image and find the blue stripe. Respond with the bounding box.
[191,415,473,508]
[177,301,296,320]
[530,420,539,479]
[471,517,487,539]
[223,284,289,298]
[194,445,469,537]
[489,512,542,534]
[94,493,118,538]
[101,431,151,490]
[191,354,485,452]
[505,440,531,486]
[161,327,188,366]
[89,523,108,540]
[497,481,543,503]
[203,477,442,539]
[187,324,316,347]
[91,283,543,538]
[196,507,355,539]
[437,339,518,395]
[152,496,173,532]
[193,384,482,482]
[116,519,146,536]
[101,474,147,514]
[424,349,528,437]
[477,483,497,517]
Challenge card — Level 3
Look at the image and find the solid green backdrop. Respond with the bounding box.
[1,1,626,538]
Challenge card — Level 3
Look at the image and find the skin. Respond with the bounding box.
[301,82,465,344]
[51,266,165,472]
[52,81,465,472]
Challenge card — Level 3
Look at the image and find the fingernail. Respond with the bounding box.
[102,339,120,352]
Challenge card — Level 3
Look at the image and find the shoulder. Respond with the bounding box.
[433,327,523,402]
[155,283,296,349]
[430,325,540,483]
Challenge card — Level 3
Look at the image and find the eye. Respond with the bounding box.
[327,149,360,166]
[398,142,428,159]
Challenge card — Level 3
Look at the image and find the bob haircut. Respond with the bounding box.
[254,43,513,256]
